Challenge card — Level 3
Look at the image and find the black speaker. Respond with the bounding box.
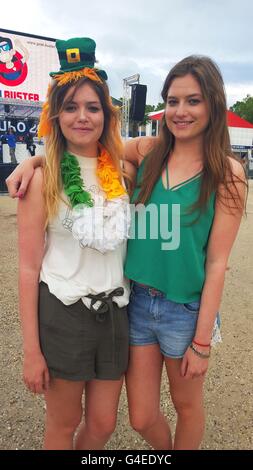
[0,163,18,192]
[4,105,10,113]
[130,84,147,121]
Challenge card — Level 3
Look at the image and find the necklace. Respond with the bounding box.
[61,144,126,208]
[61,145,130,253]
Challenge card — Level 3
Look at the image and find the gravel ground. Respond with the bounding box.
[0,183,253,450]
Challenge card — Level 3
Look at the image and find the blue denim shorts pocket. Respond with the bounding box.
[128,283,158,346]
[182,301,200,313]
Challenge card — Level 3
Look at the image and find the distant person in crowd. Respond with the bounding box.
[0,137,3,163]
[3,128,17,163]
[24,133,36,157]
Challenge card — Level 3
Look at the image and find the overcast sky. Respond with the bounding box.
[1,0,253,106]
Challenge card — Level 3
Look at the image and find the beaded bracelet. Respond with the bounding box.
[190,343,210,359]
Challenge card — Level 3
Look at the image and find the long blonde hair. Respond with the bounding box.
[135,55,247,212]
[43,77,124,223]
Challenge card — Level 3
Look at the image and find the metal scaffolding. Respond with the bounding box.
[121,73,139,139]
[0,100,42,120]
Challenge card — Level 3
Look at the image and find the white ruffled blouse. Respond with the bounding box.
[40,153,130,308]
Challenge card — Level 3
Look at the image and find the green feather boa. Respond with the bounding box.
[61,151,94,208]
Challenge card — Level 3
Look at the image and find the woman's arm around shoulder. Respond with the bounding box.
[122,160,137,187]
[6,155,45,198]
[123,136,157,167]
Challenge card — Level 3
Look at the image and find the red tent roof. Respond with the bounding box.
[149,111,164,120]
[149,109,253,129]
[227,110,253,128]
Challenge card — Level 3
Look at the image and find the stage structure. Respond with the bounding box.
[0,28,59,190]
[0,28,58,167]
[121,74,140,139]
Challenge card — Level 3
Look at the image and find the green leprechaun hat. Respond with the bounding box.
[50,37,107,81]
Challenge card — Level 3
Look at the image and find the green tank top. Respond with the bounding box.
[124,161,215,303]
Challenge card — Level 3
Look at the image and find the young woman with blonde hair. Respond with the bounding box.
[16,36,131,450]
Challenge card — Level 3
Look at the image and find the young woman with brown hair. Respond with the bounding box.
[123,55,246,449]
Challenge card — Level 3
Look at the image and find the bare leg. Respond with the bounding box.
[10,147,17,164]
[75,377,123,450]
[43,378,85,450]
[126,345,172,450]
[165,358,205,450]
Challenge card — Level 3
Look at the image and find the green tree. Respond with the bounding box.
[155,102,165,111]
[145,104,156,114]
[230,95,253,124]
[138,103,165,129]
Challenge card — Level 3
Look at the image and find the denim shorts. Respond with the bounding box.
[128,282,203,359]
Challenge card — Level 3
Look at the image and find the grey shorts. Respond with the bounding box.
[38,282,129,381]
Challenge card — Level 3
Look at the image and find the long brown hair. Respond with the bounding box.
[43,77,124,223]
[135,55,247,212]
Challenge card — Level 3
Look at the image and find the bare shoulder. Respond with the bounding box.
[18,165,46,229]
[28,166,44,193]
[217,156,247,214]
[21,167,44,210]
[137,136,157,155]
[124,136,157,166]
[228,156,245,180]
